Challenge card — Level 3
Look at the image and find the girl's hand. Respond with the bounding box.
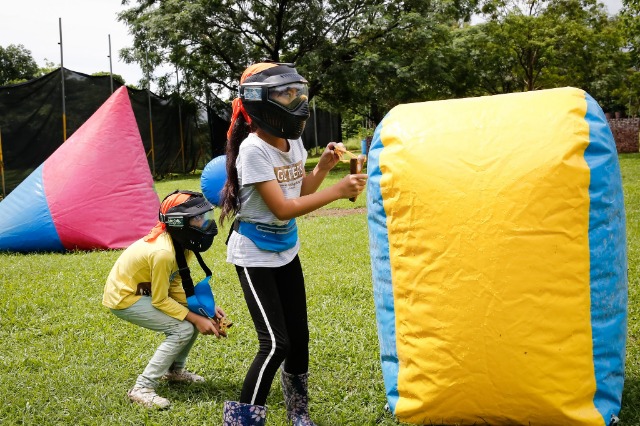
[197,315,220,336]
[317,142,345,172]
[335,173,368,199]
[214,306,227,320]
[186,311,222,337]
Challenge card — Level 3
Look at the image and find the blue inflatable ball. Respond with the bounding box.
[201,155,227,206]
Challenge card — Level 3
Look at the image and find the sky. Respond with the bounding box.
[0,0,626,89]
[0,0,149,87]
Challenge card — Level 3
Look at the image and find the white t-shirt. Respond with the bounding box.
[226,133,308,267]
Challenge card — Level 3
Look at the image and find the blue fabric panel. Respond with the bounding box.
[0,164,64,252]
[367,118,400,412]
[584,93,628,422]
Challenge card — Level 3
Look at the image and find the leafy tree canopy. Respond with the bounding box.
[119,0,377,99]
[452,0,629,110]
[117,0,637,125]
[91,71,127,86]
[118,0,472,123]
[622,0,640,67]
[0,44,40,86]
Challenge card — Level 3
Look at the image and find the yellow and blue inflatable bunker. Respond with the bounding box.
[367,87,627,425]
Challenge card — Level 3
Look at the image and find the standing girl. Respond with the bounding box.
[219,62,367,425]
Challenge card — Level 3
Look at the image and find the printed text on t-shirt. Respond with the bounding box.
[274,161,304,183]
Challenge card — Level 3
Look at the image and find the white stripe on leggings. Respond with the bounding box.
[243,267,277,405]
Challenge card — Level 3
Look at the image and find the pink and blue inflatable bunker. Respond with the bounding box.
[201,155,227,206]
[367,87,627,425]
[0,86,160,252]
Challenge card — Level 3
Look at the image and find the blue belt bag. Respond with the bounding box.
[236,219,298,252]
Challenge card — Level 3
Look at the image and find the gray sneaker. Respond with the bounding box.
[163,369,205,383]
[127,385,171,409]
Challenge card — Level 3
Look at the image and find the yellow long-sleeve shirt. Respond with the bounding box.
[102,232,193,320]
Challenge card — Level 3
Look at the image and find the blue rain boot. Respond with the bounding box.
[280,370,317,426]
[222,401,267,426]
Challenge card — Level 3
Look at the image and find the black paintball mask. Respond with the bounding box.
[159,190,218,252]
[240,63,311,139]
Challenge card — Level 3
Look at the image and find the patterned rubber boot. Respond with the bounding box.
[222,401,267,426]
[280,370,317,426]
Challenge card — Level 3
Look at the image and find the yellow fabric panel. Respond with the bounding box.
[379,88,603,425]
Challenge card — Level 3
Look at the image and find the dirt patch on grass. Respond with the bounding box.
[306,207,367,217]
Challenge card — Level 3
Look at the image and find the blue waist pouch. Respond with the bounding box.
[237,219,298,252]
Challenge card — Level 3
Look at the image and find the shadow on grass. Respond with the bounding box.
[158,376,289,408]
[158,376,245,404]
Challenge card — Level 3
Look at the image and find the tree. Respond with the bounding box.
[621,0,640,67]
[617,0,640,115]
[306,9,460,124]
[449,23,519,96]
[117,0,377,101]
[118,0,631,128]
[117,0,473,125]
[91,71,127,86]
[0,44,39,86]
[542,0,627,99]
[452,0,627,101]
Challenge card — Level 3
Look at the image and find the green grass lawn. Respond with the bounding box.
[0,153,638,425]
[619,153,640,424]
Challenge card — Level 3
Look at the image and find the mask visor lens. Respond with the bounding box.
[268,83,309,111]
[189,210,216,233]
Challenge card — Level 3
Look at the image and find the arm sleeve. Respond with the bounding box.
[296,138,308,165]
[240,143,276,186]
[148,249,190,320]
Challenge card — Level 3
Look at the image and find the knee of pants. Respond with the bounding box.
[169,320,196,345]
[259,336,289,363]
[288,333,309,354]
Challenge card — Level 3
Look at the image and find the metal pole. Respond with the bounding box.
[0,127,5,198]
[108,34,114,93]
[205,87,215,158]
[176,66,185,173]
[59,18,67,141]
[146,49,156,176]
[312,98,318,155]
[328,110,333,141]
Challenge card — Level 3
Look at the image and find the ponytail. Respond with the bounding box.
[219,114,251,225]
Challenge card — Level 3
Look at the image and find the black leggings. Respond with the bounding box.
[236,255,310,406]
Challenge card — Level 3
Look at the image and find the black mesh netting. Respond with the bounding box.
[302,107,342,151]
[0,68,340,196]
[0,68,222,194]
